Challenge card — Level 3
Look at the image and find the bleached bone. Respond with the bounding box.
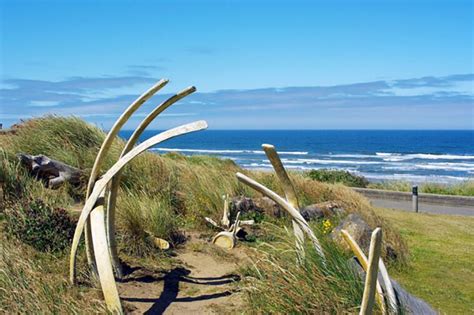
[239,219,255,226]
[236,172,325,260]
[83,79,169,273]
[145,230,170,250]
[90,204,123,314]
[205,217,224,230]
[360,228,383,315]
[221,194,230,228]
[69,120,208,284]
[377,259,397,314]
[212,212,241,249]
[262,144,305,260]
[105,85,196,277]
[341,230,387,314]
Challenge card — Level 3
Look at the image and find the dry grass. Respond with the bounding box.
[0,230,106,314]
[0,116,412,313]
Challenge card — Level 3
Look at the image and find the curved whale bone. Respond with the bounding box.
[360,228,383,315]
[212,211,241,249]
[90,204,123,314]
[341,230,397,314]
[83,79,169,274]
[236,172,325,261]
[262,144,305,261]
[145,230,171,250]
[69,120,208,285]
[104,85,196,278]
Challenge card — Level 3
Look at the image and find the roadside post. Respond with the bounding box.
[412,185,419,213]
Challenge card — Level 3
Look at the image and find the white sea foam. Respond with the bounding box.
[281,158,382,165]
[151,148,308,155]
[376,152,474,161]
[383,162,474,172]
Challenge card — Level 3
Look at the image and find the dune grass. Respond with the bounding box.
[241,222,368,314]
[0,226,106,314]
[375,207,474,314]
[0,116,412,313]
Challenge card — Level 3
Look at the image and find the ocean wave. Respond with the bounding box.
[376,152,474,161]
[243,163,313,170]
[151,147,308,155]
[281,158,381,165]
[383,162,474,172]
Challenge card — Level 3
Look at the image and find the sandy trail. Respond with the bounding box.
[117,234,248,314]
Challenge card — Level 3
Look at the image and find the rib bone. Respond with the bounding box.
[105,86,196,278]
[83,79,169,274]
[360,228,383,315]
[69,120,208,284]
[236,172,325,260]
[262,144,305,260]
[341,229,387,314]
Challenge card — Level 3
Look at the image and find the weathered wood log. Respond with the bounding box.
[17,153,82,189]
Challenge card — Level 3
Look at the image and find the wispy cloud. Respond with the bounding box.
[1,73,472,129]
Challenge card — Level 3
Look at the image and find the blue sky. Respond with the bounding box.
[0,0,473,129]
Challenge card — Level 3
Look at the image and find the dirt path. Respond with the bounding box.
[117,233,249,314]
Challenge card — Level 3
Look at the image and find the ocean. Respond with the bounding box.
[118,130,474,184]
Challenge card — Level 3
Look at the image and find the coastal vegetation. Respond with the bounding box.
[306,169,474,197]
[375,208,474,314]
[0,116,470,313]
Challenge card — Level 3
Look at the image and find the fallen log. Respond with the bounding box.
[17,153,82,189]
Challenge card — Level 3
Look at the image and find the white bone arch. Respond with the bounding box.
[69,120,208,285]
[236,172,325,260]
[105,86,197,277]
[83,79,169,272]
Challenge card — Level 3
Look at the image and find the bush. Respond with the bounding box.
[5,200,76,252]
[307,169,369,188]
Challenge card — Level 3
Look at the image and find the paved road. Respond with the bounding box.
[369,197,474,216]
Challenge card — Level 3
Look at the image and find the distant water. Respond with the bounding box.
[118,130,474,184]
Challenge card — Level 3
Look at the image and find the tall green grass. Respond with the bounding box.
[0,116,412,313]
[0,116,408,263]
[0,232,105,314]
[242,223,368,313]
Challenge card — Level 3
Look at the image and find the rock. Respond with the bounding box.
[231,196,263,215]
[253,196,282,217]
[300,201,345,221]
[330,213,372,253]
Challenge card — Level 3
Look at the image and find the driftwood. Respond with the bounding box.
[17,153,82,189]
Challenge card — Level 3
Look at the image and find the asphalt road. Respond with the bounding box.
[369,197,474,216]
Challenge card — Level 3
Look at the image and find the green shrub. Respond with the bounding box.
[5,200,76,252]
[307,169,369,188]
